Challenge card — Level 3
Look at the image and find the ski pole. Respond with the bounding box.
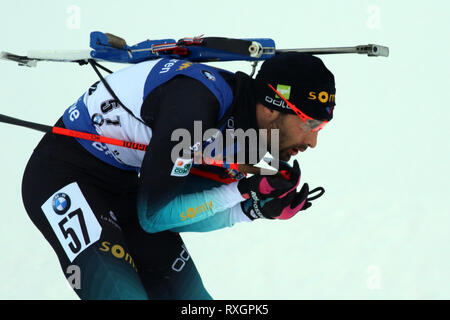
[0,113,148,151]
[0,114,286,177]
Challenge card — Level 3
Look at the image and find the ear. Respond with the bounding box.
[256,102,280,121]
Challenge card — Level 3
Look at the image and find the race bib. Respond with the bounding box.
[41,182,102,262]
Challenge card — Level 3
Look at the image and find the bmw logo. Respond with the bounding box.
[91,113,104,126]
[202,70,216,81]
[52,193,71,215]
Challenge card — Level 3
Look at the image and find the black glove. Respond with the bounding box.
[241,184,325,220]
[237,160,301,200]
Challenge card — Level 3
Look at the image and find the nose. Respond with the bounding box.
[306,131,318,148]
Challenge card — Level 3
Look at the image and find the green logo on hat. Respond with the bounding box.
[275,84,291,100]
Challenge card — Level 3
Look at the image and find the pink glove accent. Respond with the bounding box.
[276,198,307,220]
[277,175,301,199]
[258,177,276,195]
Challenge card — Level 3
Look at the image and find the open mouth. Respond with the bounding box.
[289,146,307,155]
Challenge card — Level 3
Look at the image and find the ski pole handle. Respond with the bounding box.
[233,164,290,179]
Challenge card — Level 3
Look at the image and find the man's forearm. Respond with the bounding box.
[168,200,252,233]
[138,182,246,233]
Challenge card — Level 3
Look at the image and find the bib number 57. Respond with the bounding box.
[41,182,102,262]
[58,209,92,254]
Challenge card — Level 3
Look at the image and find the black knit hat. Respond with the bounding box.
[255,52,336,121]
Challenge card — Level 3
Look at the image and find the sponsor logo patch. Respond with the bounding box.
[177,61,193,71]
[52,193,71,215]
[91,113,104,126]
[308,91,335,104]
[99,241,137,272]
[179,201,214,221]
[275,84,291,100]
[202,70,216,81]
[170,158,193,177]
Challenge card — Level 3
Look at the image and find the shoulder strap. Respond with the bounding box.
[88,59,146,125]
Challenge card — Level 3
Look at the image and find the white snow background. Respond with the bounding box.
[0,0,448,299]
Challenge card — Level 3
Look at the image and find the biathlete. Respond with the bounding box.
[21,52,336,299]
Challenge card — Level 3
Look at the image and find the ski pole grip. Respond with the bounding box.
[105,33,127,49]
[237,164,289,179]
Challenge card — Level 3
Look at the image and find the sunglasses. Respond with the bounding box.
[268,84,328,132]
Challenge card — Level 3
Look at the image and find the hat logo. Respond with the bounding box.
[308,91,335,104]
[318,91,329,103]
[275,84,291,100]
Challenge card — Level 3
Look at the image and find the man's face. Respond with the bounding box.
[268,113,319,161]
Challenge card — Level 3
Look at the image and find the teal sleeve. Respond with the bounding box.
[138,175,246,233]
[169,206,235,233]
